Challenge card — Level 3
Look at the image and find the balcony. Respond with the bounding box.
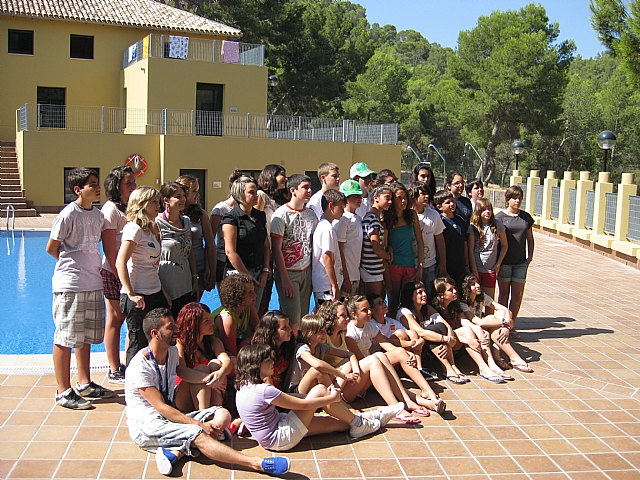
[123,34,264,68]
[17,104,399,145]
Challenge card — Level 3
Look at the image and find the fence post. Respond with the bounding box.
[162,108,167,135]
[614,173,637,243]
[246,113,251,137]
[190,110,194,136]
[590,172,614,248]
[101,106,105,133]
[573,171,594,241]
[525,170,540,215]
[557,171,575,229]
[297,116,302,140]
[37,104,41,130]
[380,124,384,144]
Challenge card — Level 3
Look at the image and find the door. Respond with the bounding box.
[37,87,66,128]
[195,83,223,136]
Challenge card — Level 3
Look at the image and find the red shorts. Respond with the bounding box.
[389,265,416,285]
[478,271,496,289]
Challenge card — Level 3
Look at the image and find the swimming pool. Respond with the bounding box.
[0,230,282,354]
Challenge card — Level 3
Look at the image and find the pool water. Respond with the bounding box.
[0,230,283,354]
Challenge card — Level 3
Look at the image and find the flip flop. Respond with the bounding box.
[497,371,515,381]
[446,375,466,385]
[494,357,512,371]
[424,397,446,415]
[478,373,506,384]
[410,407,431,418]
[392,415,421,424]
[511,362,534,373]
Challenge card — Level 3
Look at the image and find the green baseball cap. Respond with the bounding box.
[350,162,376,179]
[339,179,363,197]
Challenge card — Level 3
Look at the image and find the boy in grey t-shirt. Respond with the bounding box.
[47,168,115,409]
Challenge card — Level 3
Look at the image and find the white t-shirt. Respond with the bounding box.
[307,190,325,220]
[124,346,179,438]
[373,316,407,338]
[121,222,162,295]
[417,207,445,268]
[345,321,379,356]
[289,343,331,389]
[312,218,342,294]
[334,210,363,282]
[211,201,232,261]
[101,200,128,273]
[50,202,105,293]
[270,204,318,271]
[355,196,370,219]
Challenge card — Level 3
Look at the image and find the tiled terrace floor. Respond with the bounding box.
[1,227,640,479]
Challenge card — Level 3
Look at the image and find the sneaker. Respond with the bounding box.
[55,388,92,410]
[349,415,380,439]
[363,402,405,427]
[155,447,178,476]
[76,381,116,399]
[108,365,126,385]
[261,456,290,476]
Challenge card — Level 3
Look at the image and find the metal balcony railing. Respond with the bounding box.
[17,104,398,145]
[123,34,264,68]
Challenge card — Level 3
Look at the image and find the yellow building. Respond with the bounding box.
[1,0,400,213]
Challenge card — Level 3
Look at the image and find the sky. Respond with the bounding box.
[355,0,605,59]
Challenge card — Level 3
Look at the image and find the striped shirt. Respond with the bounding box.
[361,213,385,275]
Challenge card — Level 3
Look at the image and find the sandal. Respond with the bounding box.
[511,362,534,373]
[392,415,421,424]
[478,373,506,384]
[410,406,430,418]
[425,397,446,415]
[458,374,471,383]
[494,357,512,371]
[446,374,466,385]
[496,371,515,381]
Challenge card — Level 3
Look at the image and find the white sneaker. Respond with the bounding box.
[155,447,178,476]
[363,402,405,427]
[349,415,380,439]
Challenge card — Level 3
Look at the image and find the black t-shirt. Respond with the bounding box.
[495,210,534,265]
[441,215,466,276]
[454,196,473,233]
[221,206,267,269]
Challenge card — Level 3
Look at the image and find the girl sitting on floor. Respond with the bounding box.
[251,310,296,391]
[460,274,533,373]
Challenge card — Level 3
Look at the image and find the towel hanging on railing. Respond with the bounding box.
[222,40,240,63]
[128,43,137,63]
[168,35,189,59]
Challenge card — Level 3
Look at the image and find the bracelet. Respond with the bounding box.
[262,267,270,273]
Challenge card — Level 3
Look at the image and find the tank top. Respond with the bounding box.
[388,224,415,267]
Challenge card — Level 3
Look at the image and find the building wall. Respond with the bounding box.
[0,16,230,141]
[17,130,401,211]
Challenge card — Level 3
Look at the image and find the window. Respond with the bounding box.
[64,167,100,204]
[8,29,34,55]
[70,35,94,59]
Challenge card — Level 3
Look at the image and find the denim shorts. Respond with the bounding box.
[498,261,529,284]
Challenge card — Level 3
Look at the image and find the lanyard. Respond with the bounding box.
[147,347,170,404]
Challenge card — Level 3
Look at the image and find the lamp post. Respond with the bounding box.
[597,130,616,172]
[511,140,525,171]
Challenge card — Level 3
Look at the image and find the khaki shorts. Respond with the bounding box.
[52,290,105,348]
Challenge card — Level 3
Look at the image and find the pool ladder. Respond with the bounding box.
[5,204,15,231]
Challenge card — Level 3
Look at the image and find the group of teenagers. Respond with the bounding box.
[47,160,535,477]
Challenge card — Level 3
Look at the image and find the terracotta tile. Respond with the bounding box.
[0,460,16,479]
[520,425,561,439]
[476,455,523,474]
[81,411,123,427]
[106,442,149,460]
[98,459,145,479]
[491,426,528,440]
[65,441,110,460]
[45,410,87,426]
[585,423,627,437]
[0,442,29,460]
[26,386,57,399]
[55,459,103,478]
[188,459,235,479]
[317,459,362,478]
[508,412,547,425]
[9,459,58,478]
[602,471,640,480]
[22,441,67,460]
[74,426,117,442]
[313,443,354,460]
[535,439,579,455]
[418,425,458,441]
[615,422,640,436]
[361,458,405,477]
[553,424,594,438]
[463,440,507,457]
[351,441,393,458]
[381,426,422,441]
[397,458,444,477]
[586,453,634,470]
[549,454,597,471]
[570,411,608,424]
[0,397,22,410]
[512,455,561,473]
[0,386,31,398]
[454,426,493,441]
[113,428,131,443]
[389,441,431,458]
[4,411,48,426]
[0,425,39,442]
[563,472,609,480]
[603,437,640,452]
[437,456,483,475]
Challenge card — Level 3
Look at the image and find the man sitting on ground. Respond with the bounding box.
[124,307,290,477]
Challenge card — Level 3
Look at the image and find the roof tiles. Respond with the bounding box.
[0,0,241,36]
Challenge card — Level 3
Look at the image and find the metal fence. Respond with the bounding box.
[123,35,264,68]
[568,188,576,224]
[533,184,543,216]
[603,192,617,235]
[584,189,595,229]
[550,186,560,220]
[18,104,398,145]
[628,196,640,242]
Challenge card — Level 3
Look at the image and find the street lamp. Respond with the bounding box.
[511,140,525,171]
[268,75,278,88]
[597,130,616,172]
